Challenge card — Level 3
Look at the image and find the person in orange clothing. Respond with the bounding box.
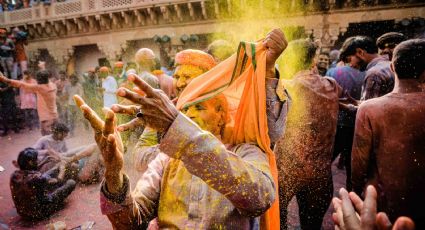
[76,28,288,229]
[0,70,58,135]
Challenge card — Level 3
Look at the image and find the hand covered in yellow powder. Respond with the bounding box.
[74,95,125,194]
[115,74,178,133]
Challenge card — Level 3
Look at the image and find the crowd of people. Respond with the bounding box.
[0,27,424,230]
[0,0,67,12]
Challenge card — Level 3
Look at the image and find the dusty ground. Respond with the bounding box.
[0,126,345,230]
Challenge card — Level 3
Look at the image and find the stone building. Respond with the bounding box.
[0,0,424,75]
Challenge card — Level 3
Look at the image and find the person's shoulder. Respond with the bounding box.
[359,95,392,112]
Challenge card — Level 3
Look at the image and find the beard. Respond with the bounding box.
[358,59,368,72]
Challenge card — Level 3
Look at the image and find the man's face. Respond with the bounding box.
[173,64,205,96]
[113,67,123,75]
[349,49,368,71]
[182,99,225,137]
[99,71,109,79]
[379,43,396,60]
[317,54,330,70]
[53,132,68,141]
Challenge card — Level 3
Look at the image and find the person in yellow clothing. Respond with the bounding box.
[76,28,288,229]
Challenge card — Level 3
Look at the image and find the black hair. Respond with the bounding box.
[376,32,407,49]
[392,39,425,79]
[35,70,50,84]
[340,36,378,59]
[17,148,38,170]
[52,122,70,134]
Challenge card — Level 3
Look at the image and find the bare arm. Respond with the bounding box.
[351,105,373,195]
[0,73,39,92]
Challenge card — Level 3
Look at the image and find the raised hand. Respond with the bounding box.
[332,185,415,230]
[115,75,178,133]
[74,95,124,194]
[263,28,288,75]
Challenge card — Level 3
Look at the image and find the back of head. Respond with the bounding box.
[281,39,317,79]
[392,39,425,79]
[17,148,38,171]
[206,39,235,62]
[340,36,378,59]
[135,48,156,70]
[376,32,407,50]
[329,49,340,62]
[36,70,50,84]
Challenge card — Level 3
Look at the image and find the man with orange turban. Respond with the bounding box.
[99,66,118,108]
[77,28,289,229]
[113,61,125,85]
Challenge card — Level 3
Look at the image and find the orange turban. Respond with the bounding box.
[175,49,216,71]
[0,29,6,35]
[177,41,280,230]
[99,66,110,73]
[114,61,124,68]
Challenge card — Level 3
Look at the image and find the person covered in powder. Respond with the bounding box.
[351,39,425,228]
[0,69,58,136]
[10,147,76,220]
[274,39,342,229]
[316,51,330,76]
[75,28,289,229]
[326,54,365,189]
[32,122,102,183]
[99,66,118,109]
[19,70,38,130]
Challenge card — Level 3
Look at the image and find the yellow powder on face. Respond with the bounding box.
[174,64,207,95]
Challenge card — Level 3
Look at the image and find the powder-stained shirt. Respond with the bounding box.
[101,113,275,229]
[102,76,118,108]
[32,134,67,161]
[10,169,55,219]
[351,90,425,228]
[327,66,365,127]
[275,70,341,180]
[11,80,58,121]
[361,55,394,101]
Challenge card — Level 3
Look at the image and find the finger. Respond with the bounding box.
[103,108,115,137]
[332,212,340,226]
[332,197,342,210]
[361,185,378,229]
[133,87,146,96]
[117,118,144,132]
[73,94,85,108]
[81,104,104,131]
[117,87,149,106]
[335,200,345,230]
[104,134,117,162]
[128,75,156,98]
[111,104,138,116]
[349,191,364,213]
[340,188,360,229]
[392,217,415,230]
[376,212,392,230]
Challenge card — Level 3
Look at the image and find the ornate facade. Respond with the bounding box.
[0,0,424,73]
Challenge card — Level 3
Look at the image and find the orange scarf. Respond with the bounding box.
[177,41,279,230]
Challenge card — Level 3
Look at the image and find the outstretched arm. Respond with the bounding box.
[117,75,275,216]
[74,95,160,228]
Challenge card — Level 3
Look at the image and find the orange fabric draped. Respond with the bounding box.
[176,41,280,230]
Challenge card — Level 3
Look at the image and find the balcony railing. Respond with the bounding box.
[0,0,199,26]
